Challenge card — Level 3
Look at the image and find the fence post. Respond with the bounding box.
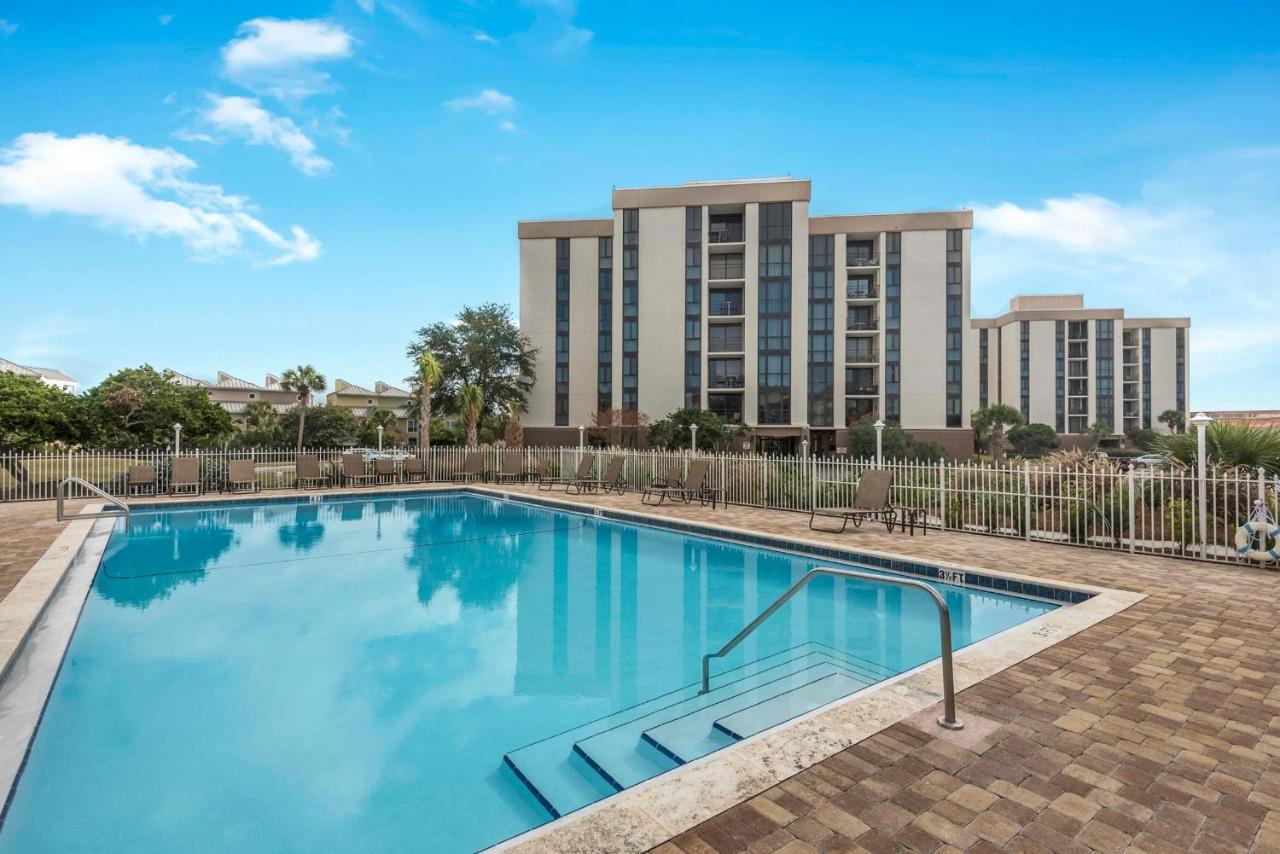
[1127,465,1136,554]
[939,460,947,530]
[1023,461,1032,541]
[810,454,817,512]
[1191,412,1211,559]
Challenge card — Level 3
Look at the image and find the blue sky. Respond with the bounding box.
[1,1,1277,409]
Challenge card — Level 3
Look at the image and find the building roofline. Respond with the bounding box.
[517,218,613,239]
[809,210,973,233]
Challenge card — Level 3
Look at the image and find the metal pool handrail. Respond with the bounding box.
[699,566,963,730]
[57,477,130,522]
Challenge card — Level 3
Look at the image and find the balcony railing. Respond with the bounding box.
[708,261,745,279]
[847,318,879,331]
[846,284,879,300]
[846,254,878,267]
[708,340,744,354]
[845,350,879,364]
[708,375,745,389]
[846,385,879,396]
[708,224,745,244]
[708,302,744,316]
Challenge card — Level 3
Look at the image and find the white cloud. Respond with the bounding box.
[0,18,17,37]
[498,119,516,133]
[444,89,516,115]
[976,194,1197,254]
[550,24,592,55]
[518,0,592,60]
[201,95,332,176]
[221,18,353,100]
[0,132,320,266]
[158,14,174,26]
[474,31,498,45]
[356,0,375,12]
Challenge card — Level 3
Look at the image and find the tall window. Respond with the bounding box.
[1055,321,1066,433]
[597,237,613,413]
[1019,320,1030,420]
[757,203,791,424]
[684,207,702,409]
[1095,319,1115,431]
[1141,328,1152,429]
[945,229,963,427]
[1175,327,1186,415]
[885,232,901,422]
[554,238,570,426]
[978,328,989,409]
[808,234,834,427]
[621,209,639,411]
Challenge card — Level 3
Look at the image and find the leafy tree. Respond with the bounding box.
[84,366,234,448]
[1008,422,1060,456]
[1085,421,1112,449]
[279,365,326,451]
[970,405,1024,462]
[1158,409,1186,434]
[242,399,278,429]
[647,408,747,451]
[279,406,359,447]
[410,351,443,450]
[1124,426,1159,451]
[0,372,85,450]
[357,409,404,447]
[502,404,524,448]
[405,303,536,421]
[847,420,910,459]
[589,409,651,448]
[458,384,484,448]
[1154,422,1280,475]
[906,439,949,461]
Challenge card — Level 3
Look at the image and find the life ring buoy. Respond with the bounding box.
[1235,518,1280,563]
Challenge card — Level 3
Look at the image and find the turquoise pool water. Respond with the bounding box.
[0,492,1056,853]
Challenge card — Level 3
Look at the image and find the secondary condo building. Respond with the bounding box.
[518,177,1190,453]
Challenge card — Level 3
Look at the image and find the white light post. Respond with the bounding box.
[1191,412,1212,559]
[578,425,585,452]
[173,423,182,455]
[873,419,885,466]
[377,424,384,452]
[690,423,698,452]
[801,439,809,458]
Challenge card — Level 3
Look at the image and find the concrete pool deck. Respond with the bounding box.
[0,485,1277,852]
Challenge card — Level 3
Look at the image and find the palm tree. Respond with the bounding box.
[1158,409,1186,434]
[414,351,443,451]
[971,404,1023,463]
[279,365,326,451]
[1154,422,1280,475]
[242,399,277,429]
[458,384,484,449]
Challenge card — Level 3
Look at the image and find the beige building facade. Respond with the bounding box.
[519,178,974,453]
[325,380,418,440]
[166,371,300,424]
[972,295,1190,436]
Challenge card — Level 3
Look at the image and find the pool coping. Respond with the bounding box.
[0,486,1144,851]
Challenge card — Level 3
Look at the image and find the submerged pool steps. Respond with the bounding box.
[502,642,893,819]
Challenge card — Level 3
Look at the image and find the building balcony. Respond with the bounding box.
[845,255,878,268]
[846,384,879,396]
[708,375,745,390]
[846,318,879,331]
[708,224,745,244]
[846,283,879,300]
[708,302,744,317]
[845,349,879,364]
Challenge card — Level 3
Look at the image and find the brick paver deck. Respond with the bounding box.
[2,487,1278,852]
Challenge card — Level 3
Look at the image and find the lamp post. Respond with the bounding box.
[1190,412,1212,559]
[377,424,384,452]
[578,425,585,452]
[173,423,182,455]
[690,423,698,453]
[873,419,885,465]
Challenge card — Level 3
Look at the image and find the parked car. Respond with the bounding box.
[1131,453,1168,468]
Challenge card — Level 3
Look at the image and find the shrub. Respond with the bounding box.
[1008,422,1059,456]
[1154,422,1280,475]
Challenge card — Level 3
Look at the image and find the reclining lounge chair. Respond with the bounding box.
[341,453,377,488]
[226,459,260,493]
[538,454,597,491]
[295,454,330,489]
[641,459,723,509]
[809,470,898,533]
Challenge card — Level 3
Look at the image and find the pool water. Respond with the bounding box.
[0,493,1056,853]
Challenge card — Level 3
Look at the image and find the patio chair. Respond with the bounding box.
[341,453,377,488]
[538,453,597,491]
[809,470,898,534]
[374,457,399,484]
[450,451,485,483]
[126,464,157,496]
[641,459,723,509]
[492,452,527,483]
[649,465,683,491]
[226,459,260,494]
[525,457,553,483]
[403,457,428,483]
[295,454,330,489]
[568,456,627,495]
[168,457,201,496]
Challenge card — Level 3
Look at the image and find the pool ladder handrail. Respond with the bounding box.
[57,477,130,522]
[699,566,963,730]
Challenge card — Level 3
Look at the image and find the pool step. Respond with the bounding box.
[503,642,885,819]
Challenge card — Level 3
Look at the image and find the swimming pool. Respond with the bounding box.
[0,491,1060,853]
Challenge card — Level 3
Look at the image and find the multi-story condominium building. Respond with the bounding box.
[971,295,1190,436]
[518,178,975,454]
[166,371,301,425]
[1,357,78,393]
[326,380,419,440]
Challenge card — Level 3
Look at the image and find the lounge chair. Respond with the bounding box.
[295,454,330,489]
[568,456,627,495]
[538,453,597,491]
[341,453,377,488]
[525,457,552,483]
[126,464,157,496]
[492,452,527,484]
[649,465,682,490]
[169,457,201,496]
[403,457,428,483]
[641,459,723,509]
[809,470,898,533]
[374,457,399,484]
[226,459,260,493]
[450,451,485,483]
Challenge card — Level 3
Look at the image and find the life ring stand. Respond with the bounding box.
[1235,500,1280,567]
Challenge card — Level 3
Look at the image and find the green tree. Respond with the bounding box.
[1124,426,1159,451]
[970,405,1024,463]
[410,351,444,450]
[1085,421,1111,449]
[405,303,536,421]
[847,421,910,459]
[1154,422,1280,475]
[279,406,359,447]
[1008,422,1060,456]
[458,384,484,448]
[0,372,85,450]
[84,366,234,448]
[357,409,403,447]
[279,365,326,451]
[1158,409,1186,434]
[242,399,278,429]
[647,408,747,451]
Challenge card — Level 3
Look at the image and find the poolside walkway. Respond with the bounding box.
[2,487,1278,852]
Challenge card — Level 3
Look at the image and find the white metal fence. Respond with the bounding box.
[2,446,1276,566]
